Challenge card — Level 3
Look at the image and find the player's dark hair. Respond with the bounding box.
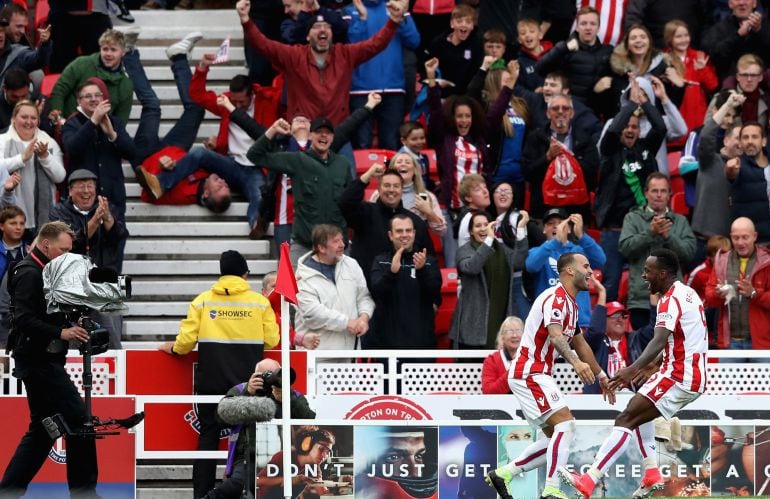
[557,252,577,274]
[650,248,680,275]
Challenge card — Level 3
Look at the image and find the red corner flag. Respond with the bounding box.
[275,242,298,304]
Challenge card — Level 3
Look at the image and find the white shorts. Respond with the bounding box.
[638,374,701,419]
[509,374,567,428]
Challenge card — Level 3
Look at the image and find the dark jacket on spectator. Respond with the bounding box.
[61,112,136,216]
[582,303,655,394]
[521,123,599,220]
[729,154,770,243]
[511,83,603,139]
[594,101,665,229]
[48,198,129,272]
[449,239,528,347]
[693,117,732,238]
[702,14,770,79]
[338,178,435,285]
[425,28,484,96]
[366,248,442,348]
[247,134,352,248]
[535,34,613,108]
[517,41,553,92]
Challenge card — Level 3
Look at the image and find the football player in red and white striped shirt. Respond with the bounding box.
[486,253,614,499]
[560,248,708,499]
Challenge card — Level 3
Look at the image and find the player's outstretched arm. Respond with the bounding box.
[609,327,671,390]
[572,333,615,404]
[546,324,595,385]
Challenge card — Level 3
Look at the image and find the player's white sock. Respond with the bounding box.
[634,421,658,470]
[544,420,575,489]
[588,426,633,484]
[503,437,550,475]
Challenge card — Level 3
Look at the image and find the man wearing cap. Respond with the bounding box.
[525,208,605,329]
[48,168,129,348]
[159,249,280,498]
[236,0,407,127]
[249,117,353,265]
[581,277,657,395]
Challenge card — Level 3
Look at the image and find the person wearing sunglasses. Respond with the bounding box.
[581,275,659,395]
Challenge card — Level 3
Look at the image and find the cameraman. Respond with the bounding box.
[205,358,315,499]
[0,221,98,496]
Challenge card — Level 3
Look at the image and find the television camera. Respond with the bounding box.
[40,253,143,439]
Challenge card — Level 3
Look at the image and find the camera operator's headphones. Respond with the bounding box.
[297,429,328,454]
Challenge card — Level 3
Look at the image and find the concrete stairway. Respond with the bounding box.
[113,9,276,497]
[118,9,278,346]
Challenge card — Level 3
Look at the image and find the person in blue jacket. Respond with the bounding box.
[525,208,605,328]
[345,0,420,150]
[581,276,657,395]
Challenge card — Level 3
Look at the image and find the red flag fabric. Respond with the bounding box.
[275,242,298,304]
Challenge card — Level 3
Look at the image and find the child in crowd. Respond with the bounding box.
[398,121,433,191]
[426,3,483,96]
[482,28,507,71]
[0,205,27,347]
[516,18,553,92]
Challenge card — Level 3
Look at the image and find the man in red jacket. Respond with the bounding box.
[705,216,770,353]
[236,0,407,126]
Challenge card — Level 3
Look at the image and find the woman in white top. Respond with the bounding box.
[0,100,65,233]
[370,151,447,237]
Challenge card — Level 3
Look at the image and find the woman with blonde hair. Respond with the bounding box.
[369,152,446,237]
[481,316,524,394]
[0,100,65,235]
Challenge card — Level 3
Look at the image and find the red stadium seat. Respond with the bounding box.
[353,149,396,176]
[586,228,601,243]
[671,191,689,216]
[40,73,60,98]
[670,175,685,197]
[617,269,629,304]
[34,0,47,24]
[667,150,682,177]
[429,230,444,268]
[435,268,458,336]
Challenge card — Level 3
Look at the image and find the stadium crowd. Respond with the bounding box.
[0,0,768,366]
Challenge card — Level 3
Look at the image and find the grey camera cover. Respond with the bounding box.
[42,253,128,313]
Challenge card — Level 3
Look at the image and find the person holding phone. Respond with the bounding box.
[618,172,696,329]
[368,152,446,238]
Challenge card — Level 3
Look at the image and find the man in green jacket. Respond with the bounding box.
[247,117,352,265]
[619,172,696,329]
[49,29,134,123]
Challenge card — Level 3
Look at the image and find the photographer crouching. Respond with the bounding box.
[207,358,315,499]
[0,222,98,497]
